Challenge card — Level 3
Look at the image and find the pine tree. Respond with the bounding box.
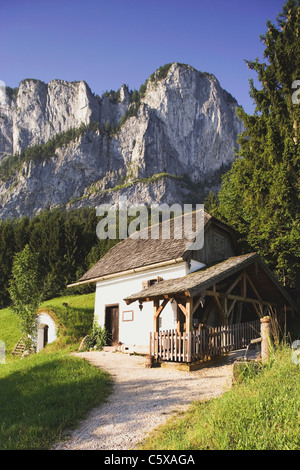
[217,0,300,288]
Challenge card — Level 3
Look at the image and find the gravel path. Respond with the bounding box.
[54,349,246,450]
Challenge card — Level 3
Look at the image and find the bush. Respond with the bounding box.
[82,324,110,351]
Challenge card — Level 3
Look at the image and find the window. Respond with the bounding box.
[142,276,163,289]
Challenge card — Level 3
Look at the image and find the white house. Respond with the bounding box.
[69,210,296,356]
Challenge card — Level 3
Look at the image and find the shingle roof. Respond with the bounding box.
[77,209,211,283]
[125,253,257,302]
[124,252,297,310]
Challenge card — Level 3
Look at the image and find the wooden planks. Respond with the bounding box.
[150,320,260,363]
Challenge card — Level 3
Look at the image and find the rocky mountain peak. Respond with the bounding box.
[0,63,243,219]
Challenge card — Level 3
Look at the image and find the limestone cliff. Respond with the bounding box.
[0,63,243,218]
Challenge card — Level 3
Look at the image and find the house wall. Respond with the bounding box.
[193,225,236,265]
[94,260,204,354]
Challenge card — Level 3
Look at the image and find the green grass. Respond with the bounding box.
[0,293,96,357]
[0,292,113,450]
[41,293,95,349]
[41,292,95,311]
[139,345,300,450]
[0,350,112,449]
[1,293,299,450]
[0,307,22,358]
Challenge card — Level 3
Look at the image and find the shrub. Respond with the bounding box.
[82,323,110,351]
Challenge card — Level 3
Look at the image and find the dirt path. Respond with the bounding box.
[54,349,245,450]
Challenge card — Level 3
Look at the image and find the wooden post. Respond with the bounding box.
[153,299,159,333]
[185,298,193,332]
[186,298,193,362]
[260,316,271,362]
[176,303,181,333]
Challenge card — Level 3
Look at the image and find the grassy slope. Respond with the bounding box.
[0,293,95,358]
[41,292,95,312]
[0,292,114,450]
[1,293,299,450]
[0,307,22,358]
[0,349,112,449]
[139,346,300,450]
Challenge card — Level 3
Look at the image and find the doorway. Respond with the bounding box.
[37,324,49,351]
[105,305,119,345]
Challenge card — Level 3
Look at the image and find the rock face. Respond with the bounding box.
[0,63,243,219]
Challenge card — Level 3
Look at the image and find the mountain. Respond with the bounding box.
[0,63,243,219]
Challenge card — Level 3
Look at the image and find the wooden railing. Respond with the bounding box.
[150,320,260,363]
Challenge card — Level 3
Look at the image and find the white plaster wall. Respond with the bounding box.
[94,262,186,351]
[189,260,205,273]
[94,259,205,352]
[36,312,57,351]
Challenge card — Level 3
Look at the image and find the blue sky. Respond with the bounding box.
[1,0,285,113]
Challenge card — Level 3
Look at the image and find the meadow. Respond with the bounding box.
[139,345,300,450]
[0,293,113,450]
[0,293,299,450]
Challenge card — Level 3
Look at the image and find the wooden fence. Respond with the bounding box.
[150,320,260,363]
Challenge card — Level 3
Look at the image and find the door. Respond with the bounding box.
[43,325,49,347]
[105,305,119,345]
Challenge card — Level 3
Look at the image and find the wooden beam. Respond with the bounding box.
[153,299,170,333]
[177,298,194,332]
[253,302,263,318]
[205,290,276,307]
[178,302,188,317]
[245,273,261,299]
[213,295,227,323]
[192,295,204,314]
[153,299,160,333]
[226,273,243,295]
[228,298,237,316]
[242,271,247,297]
[154,298,169,318]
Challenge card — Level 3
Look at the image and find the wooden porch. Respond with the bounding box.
[150,320,260,363]
[125,253,296,365]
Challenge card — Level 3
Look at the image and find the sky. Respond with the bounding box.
[1,0,285,114]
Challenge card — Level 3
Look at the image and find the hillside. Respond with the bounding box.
[0,293,95,357]
[0,63,243,219]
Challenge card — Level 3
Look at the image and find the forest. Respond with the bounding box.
[0,207,119,308]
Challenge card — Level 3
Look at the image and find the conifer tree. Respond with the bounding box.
[217,0,300,288]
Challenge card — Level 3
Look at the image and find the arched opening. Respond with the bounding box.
[37,324,49,351]
[36,312,57,352]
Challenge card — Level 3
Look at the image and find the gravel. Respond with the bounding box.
[54,349,246,450]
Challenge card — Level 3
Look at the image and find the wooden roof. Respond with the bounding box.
[77,209,213,284]
[124,253,297,310]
